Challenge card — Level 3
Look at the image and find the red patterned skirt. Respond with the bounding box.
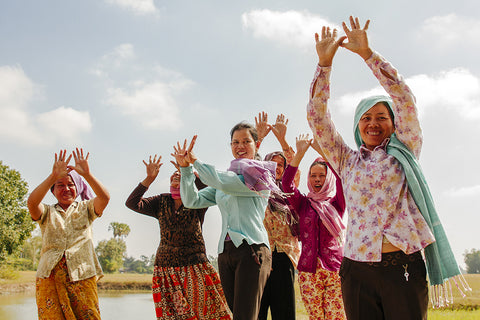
[152,261,232,320]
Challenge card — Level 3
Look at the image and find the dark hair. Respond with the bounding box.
[309,160,327,173]
[230,121,258,142]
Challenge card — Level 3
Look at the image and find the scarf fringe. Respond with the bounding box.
[429,274,472,308]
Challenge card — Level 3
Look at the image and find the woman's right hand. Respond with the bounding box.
[340,16,373,60]
[315,26,346,67]
[52,149,71,180]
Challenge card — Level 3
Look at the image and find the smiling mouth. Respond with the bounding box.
[367,131,381,136]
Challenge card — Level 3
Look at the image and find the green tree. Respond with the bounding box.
[95,222,130,273]
[108,222,131,239]
[464,248,480,274]
[20,232,42,270]
[0,161,36,265]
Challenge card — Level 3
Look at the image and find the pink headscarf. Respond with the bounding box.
[307,157,344,242]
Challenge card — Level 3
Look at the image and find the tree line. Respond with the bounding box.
[0,160,478,277]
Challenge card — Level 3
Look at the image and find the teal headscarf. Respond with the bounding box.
[354,95,461,287]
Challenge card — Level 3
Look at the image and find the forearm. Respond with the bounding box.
[83,172,110,214]
[27,174,56,220]
[290,150,307,167]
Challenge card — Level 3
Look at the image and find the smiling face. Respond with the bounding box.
[231,128,258,160]
[271,155,286,180]
[358,102,395,150]
[308,163,327,193]
[52,176,77,209]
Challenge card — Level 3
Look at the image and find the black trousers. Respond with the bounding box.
[340,251,428,320]
[258,250,296,320]
[218,240,272,320]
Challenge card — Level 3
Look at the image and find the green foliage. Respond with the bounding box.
[0,161,36,264]
[108,222,131,239]
[123,254,155,274]
[464,248,480,274]
[96,238,127,273]
[19,233,42,270]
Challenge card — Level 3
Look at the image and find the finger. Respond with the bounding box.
[284,118,289,126]
[143,160,148,166]
[156,155,162,165]
[342,21,350,34]
[337,36,347,47]
[350,16,356,29]
[262,111,267,122]
[85,152,90,161]
[326,26,331,38]
[187,135,197,153]
[65,154,72,165]
[355,17,360,29]
[321,26,326,39]
[315,32,319,43]
[363,19,370,31]
[255,116,259,126]
[182,139,187,151]
[55,152,58,163]
[332,28,338,38]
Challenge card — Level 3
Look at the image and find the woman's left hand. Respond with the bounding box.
[340,16,373,60]
[69,148,90,176]
[255,111,271,142]
[172,136,198,167]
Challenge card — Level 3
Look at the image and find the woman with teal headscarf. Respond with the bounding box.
[306,16,469,320]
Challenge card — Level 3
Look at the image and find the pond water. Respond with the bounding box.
[0,292,156,319]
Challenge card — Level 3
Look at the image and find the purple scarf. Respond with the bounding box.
[264,152,299,235]
[68,170,94,200]
[228,158,284,196]
[307,157,345,243]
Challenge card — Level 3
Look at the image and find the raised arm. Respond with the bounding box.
[69,148,110,215]
[290,134,313,168]
[27,150,72,220]
[255,111,271,146]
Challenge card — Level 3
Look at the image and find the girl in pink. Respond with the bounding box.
[282,134,346,320]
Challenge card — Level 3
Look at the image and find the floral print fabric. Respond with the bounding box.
[306,52,435,262]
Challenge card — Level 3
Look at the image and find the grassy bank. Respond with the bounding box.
[1,271,479,318]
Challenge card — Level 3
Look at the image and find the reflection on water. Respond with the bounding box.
[0,292,155,320]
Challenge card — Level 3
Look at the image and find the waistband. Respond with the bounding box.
[365,251,423,267]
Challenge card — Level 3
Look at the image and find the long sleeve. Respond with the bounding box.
[125,183,160,218]
[180,165,218,209]
[365,53,422,157]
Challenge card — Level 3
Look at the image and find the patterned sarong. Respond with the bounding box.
[36,255,100,320]
[152,262,232,320]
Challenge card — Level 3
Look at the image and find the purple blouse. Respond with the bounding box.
[282,164,345,273]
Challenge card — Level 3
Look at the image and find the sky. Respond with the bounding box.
[1,0,479,269]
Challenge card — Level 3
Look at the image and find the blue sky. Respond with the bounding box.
[1,0,479,268]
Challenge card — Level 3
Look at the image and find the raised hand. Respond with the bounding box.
[170,160,181,172]
[271,114,288,141]
[296,134,313,155]
[52,149,72,180]
[69,148,90,177]
[315,26,346,67]
[255,111,271,142]
[172,135,198,167]
[340,16,373,60]
[143,155,163,180]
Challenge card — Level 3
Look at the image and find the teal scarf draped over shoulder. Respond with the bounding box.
[353,95,461,287]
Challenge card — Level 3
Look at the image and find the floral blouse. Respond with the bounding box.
[307,52,435,262]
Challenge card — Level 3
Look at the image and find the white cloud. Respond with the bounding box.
[105,80,188,130]
[419,14,480,47]
[242,9,339,50]
[0,65,92,145]
[447,185,480,197]
[36,107,92,143]
[104,0,159,16]
[333,68,480,120]
[96,44,193,130]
